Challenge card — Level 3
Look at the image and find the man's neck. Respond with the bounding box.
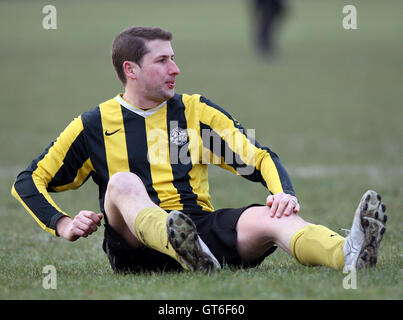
[122,90,161,110]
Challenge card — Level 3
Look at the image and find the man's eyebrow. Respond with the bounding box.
[155,54,174,60]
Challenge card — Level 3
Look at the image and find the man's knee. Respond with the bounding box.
[106,172,145,199]
[237,205,303,240]
[237,206,272,241]
[236,206,275,261]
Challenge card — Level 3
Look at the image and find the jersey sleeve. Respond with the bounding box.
[196,95,295,196]
[11,115,94,235]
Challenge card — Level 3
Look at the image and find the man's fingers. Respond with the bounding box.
[268,193,300,218]
[67,211,104,240]
[71,224,88,238]
[266,195,274,207]
[76,215,98,232]
[284,200,296,216]
[81,210,102,226]
[269,199,279,217]
[77,215,95,226]
[293,201,300,213]
[275,198,288,218]
[73,219,95,235]
[282,197,299,216]
[72,211,103,237]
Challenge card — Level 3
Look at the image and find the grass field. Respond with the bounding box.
[1,0,402,300]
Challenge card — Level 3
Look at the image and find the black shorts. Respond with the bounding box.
[102,204,277,273]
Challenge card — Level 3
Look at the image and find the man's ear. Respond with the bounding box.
[123,61,139,81]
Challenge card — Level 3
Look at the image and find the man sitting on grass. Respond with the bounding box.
[12,26,387,273]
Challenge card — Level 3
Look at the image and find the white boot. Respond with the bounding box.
[343,190,387,268]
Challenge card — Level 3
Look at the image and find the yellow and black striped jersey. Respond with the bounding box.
[11,93,295,235]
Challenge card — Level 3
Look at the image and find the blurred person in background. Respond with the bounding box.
[252,0,287,58]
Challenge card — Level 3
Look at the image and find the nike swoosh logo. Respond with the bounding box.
[330,234,337,237]
[105,128,121,136]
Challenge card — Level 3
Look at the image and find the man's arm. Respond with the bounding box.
[195,94,299,217]
[196,95,295,192]
[11,116,99,238]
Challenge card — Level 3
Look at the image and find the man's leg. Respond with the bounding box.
[104,172,220,272]
[236,190,387,270]
[237,206,346,269]
[104,172,156,249]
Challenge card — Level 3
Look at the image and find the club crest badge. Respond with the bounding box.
[170,127,188,146]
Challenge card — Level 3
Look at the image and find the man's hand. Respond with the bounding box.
[56,210,103,241]
[266,192,300,218]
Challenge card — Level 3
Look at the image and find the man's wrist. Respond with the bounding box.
[55,215,72,238]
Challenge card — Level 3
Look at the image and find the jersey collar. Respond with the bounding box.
[115,94,166,118]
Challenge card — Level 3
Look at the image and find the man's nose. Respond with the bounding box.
[169,60,180,75]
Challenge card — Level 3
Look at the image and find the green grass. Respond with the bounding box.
[1,0,402,300]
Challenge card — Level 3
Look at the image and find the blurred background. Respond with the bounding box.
[0,0,402,299]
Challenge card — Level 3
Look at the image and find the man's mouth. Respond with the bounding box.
[166,80,175,89]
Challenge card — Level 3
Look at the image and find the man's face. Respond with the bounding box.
[134,40,180,104]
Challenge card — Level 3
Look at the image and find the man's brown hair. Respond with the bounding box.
[111,26,172,84]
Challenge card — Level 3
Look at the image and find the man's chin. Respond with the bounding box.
[150,91,175,105]
[163,89,175,100]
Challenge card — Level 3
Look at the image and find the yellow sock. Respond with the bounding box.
[134,207,187,268]
[290,224,345,270]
